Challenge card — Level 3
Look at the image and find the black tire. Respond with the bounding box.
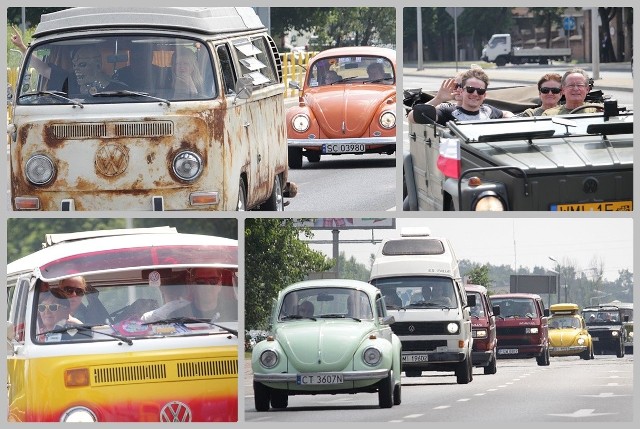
[393,380,402,406]
[270,390,289,409]
[455,357,472,384]
[536,347,550,366]
[581,347,592,360]
[307,152,321,163]
[237,177,247,211]
[253,381,270,412]
[288,147,303,169]
[616,340,625,358]
[484,353,497,375]
[495,56,507,67]
[378,372,393,408]
[260,174,284,211]
[405,369,422,377]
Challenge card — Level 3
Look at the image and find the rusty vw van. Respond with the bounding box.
[8,7,295,211]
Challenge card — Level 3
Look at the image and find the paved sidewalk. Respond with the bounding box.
[402,62,633,92]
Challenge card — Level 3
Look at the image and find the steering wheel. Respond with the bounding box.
[569,103,605,114]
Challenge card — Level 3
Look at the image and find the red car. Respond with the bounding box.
[465,284,499,374]
[286,46,396,168]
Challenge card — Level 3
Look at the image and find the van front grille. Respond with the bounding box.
[47,121,173,139]
[177,359,238,379]
[114,121,174,137]
[51,123,107,139]
[93,363,167,384]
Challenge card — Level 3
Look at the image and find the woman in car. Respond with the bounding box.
[519,73,563,117]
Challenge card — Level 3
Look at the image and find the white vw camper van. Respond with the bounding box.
[369,227,475,384]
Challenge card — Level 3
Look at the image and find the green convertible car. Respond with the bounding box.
[251,279,402,410]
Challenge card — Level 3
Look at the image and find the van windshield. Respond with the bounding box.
[33,269,238,343]
[18,35,216,104]
[371,276,457,309]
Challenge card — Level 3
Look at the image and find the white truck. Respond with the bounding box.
[481,33,571,66]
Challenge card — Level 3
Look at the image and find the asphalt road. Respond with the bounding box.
[244,354,633,422]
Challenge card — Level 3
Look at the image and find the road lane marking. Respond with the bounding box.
[433,406,450,410]
[548,409,615,418]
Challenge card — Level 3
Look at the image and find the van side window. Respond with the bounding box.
[232,36,276,86]
[216,44,237,95]
[8,279,29,343]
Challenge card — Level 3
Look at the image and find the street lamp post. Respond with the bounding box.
[548,256,566,302]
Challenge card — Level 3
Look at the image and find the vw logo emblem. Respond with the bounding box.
[583,177,598,194]
[408,325,416,333]
[159,401,192,422]
[95,143,129,177]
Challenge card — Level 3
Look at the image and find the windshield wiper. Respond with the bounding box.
[318,314,361,322]
[282,314,317,321]
[331,76,358,85]
[142,317,238,336]
[91,90,170,106]
[41,323,133,345]
[18,90,84,108]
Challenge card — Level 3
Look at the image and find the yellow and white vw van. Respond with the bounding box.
[6,227,239,422]
[8,7,294,211]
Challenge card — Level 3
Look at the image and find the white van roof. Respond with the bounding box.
[34,7,266,37]
[369,235,461,280]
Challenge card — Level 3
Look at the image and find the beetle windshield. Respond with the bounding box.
[18,35,216,104]
[278,287,373,321]
[307,55,394,87]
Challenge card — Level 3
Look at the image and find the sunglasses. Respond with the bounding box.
[38,303,66,312]
[464,86,486,95]
[539,87,562,94]
[62,286,86,296]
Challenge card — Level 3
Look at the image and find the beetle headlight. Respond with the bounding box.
[474,195,505,211]
[525,327,539,334]
[363,346,382,366]
[447,322,459,334]
[259,350,279,368]
[172,151,202,181]
[25,154,55,185]
[292,113,310,132]
[60,407,97,422]
[379,111,396,129]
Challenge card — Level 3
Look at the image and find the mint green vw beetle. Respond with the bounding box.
[251,279,402,410]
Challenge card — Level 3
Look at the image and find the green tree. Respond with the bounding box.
[336,252,370,282]
[245,219,332,330]
[464,264,491,287]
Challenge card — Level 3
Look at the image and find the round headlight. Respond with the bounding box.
[25,154,55,185]
[612,331,619,337]
[259,350,279,368]
[474,195,505,211]
[363,346,382,366]
[447,322,459,334]
[292,113,310,132]
[172,151,202,181]
[60,407,97,422]
[577,338,585,345]
[379,111,396,129]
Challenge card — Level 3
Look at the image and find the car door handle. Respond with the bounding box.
[244,121,251,128]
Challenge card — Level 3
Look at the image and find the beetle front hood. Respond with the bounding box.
[275,320,375,371]
[550,329,583,346]
[304,86,395,138]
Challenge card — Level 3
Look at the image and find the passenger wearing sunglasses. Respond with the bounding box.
[429,68,513,125]
[519,73,563,117]
[56,276,89,324]
[542,68,601,116]
[37,291,80,341]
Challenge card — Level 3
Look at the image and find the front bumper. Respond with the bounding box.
[471,350,494,366]
[253,368,388,383]
[549,345,588,356]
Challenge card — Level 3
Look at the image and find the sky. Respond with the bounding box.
[303,218,633,282]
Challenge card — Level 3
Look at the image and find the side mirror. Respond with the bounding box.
[288,81,301,91]
[466,294,476,307]
[492,305,500,316]
[412,103,437,125]
[382,315,395,325]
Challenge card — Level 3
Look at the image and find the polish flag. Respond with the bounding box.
[437,138,461,179]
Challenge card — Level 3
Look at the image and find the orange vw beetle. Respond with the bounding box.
[286,46,396,168]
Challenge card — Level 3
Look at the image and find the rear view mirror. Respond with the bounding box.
[412,103,437,125]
